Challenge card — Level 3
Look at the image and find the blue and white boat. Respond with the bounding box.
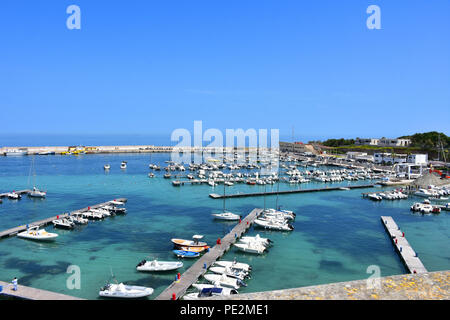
[173,250,200,258]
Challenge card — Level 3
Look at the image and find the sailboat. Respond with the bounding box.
[211,179,240,221]
[28,156,46,198]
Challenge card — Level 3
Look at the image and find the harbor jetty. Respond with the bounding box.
[0,280,84,300]
[209,184,375,199]
[155,208,263,300]
[380,216,427,274]
[0,198,127,239]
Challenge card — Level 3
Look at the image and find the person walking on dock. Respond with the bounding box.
[11,277,18,291]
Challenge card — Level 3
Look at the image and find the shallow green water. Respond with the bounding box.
[0,153,448,299]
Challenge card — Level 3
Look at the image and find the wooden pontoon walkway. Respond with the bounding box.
[0,281,84,300]
[210,184,375,199]
[155,208,263,300]
[0,198,127,239]
[380,216,427,274]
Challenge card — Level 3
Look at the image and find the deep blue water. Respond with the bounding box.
[0,153,448,299]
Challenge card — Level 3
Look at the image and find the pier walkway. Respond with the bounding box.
[0,281,84,300]
[210,184,375,199]
[380,216,427,274]
[0,198,127,239]
[155,208,263,300]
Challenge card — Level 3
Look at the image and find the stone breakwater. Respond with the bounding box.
[207,270,450,300]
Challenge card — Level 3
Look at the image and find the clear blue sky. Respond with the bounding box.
[0,0,449,141]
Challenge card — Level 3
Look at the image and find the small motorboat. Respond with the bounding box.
[28,187,46,198]
[17,225,58,241]
[211,212,241,221]
[171,235,208,248]
[99,283,153,299]
[182,287,238,300]
[7,192,21,200]
[104,164,111,170]
[68,213,88,225]
[180,246,209,253]
[148,173,155,178]
[209,266,249,281]
[192,283,239,295]
[234,241,266,254]
[368,193,382,201]
[253,218,294,231]
[173,250,200,258]
[203,273,246,290]
[120,161,127,169]
[239,234,273,247]
[213,260,252,272]
[136,259,183,272]
[52,217,75,230]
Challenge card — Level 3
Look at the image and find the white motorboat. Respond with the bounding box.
[240,234,273,247]
[120,161,127,169]
[104,164,111,170]
[148,173,155,178]
[414,188,436,198]
[7,192,21,200]
[82,210,104,220]
[211,212,241,221]
[234,241,266,254]
[68,213,88,225]
[213,260,252,272]
[368,193,382,201]
[52,218,75,229]
[28,187,46,198]
[99,283,153,298]
[5,150,27,156]
[253,218,294,231]
[136,259,183,272]
[90,208,112,217]
[209,266,249,281]
[17,226,58,241]
[182,287,238,300]
[203,273,246,290]
[191,283,238,295]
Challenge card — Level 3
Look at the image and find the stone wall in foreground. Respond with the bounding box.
[208,270,449,300]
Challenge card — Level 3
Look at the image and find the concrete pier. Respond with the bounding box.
[0,198,127,239]
[210,184,375,199]
[0,281,84,300]
[155,208,263,300]
[380,216,427,274]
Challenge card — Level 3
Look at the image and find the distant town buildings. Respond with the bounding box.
[355,137,411,147]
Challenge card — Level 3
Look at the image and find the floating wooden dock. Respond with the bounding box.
[155,208,263,300]
[210,184,375,199]
[380,216,427,274]
[0,280,84,300]
[0,198,127,239]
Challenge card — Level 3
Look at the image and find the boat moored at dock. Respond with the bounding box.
[17,225,58,241]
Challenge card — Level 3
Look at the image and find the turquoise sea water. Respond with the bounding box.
[0,153,448,300]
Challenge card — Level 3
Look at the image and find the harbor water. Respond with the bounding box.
[0,153,448,299]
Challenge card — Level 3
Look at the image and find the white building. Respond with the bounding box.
[374,153,407,164]
[355,137,411,147]
[407,154,428,165]
[355,138,379,146]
